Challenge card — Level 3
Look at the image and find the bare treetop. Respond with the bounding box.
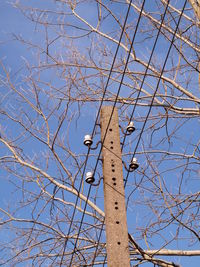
[0,0,200,266]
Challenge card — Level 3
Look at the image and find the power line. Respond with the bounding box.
[68,0,146,265]
[65,0,187,264]
[93,0,187,264]
[120,0,171,151]
[91,0,134,138]
[124,0,187,188]
[93,0,172,264]
[59,1,134,265]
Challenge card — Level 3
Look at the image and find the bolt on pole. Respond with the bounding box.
[100,106,130,267]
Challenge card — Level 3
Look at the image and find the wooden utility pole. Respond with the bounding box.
[100,106,130,267]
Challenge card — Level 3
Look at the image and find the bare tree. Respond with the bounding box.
[0,0,200,266]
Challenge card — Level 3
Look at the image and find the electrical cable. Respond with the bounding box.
[68,0,146,265]
[65,0,187,265]
[67,0,146,265]
[93,0,173,265]
[120,0,171,152]
[59,1,134,265]
[93,0,187,264]
[90,0,134,138]
[124,0,187,188]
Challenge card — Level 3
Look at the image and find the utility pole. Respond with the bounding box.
[100,106,130,267]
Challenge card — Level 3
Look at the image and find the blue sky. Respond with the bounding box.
[0,1,200,266]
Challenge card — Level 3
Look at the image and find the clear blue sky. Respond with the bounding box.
[0,1,199,266]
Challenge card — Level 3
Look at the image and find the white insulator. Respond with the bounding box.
[84,134,93,146]
[126,121,135,133]
[129,157,139,170]
[85,171,95,184]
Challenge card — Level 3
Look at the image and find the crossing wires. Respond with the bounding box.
[62,0,187,265]
[124,0,187,187]
[59,0,134,265]
[93,0,172,264]
[67,0,146,266]
[92,0,188,265]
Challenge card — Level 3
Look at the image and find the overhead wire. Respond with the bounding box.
[90,0,134,138]
[104,0,187,262]
[59,0,134,265]
[93,0,173,265]
[120,0,171,151]
[124,0,187,187]
[67,0,147,266]
[93,0,188,264]
[68,1,147,266]
[64,0,187,265]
